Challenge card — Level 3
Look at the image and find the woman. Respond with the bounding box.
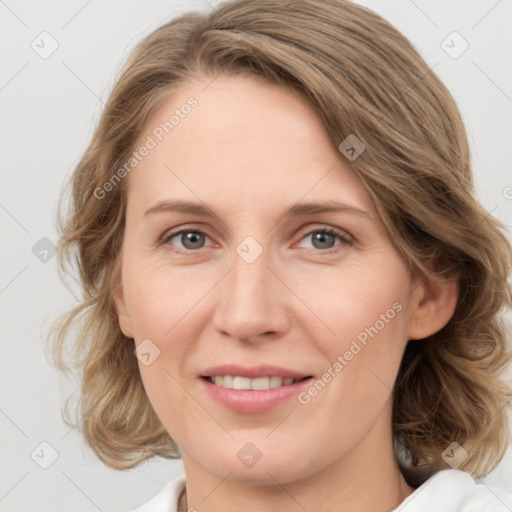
[50,0,512,510]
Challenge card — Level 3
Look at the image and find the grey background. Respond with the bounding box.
[1,0,511,510]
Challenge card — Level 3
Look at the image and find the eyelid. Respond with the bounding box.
[297,224,353,243]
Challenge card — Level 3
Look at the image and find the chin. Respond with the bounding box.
[197,447,313,485]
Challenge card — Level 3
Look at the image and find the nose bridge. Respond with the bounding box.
[212,236,290,341]
[231,241,270,296]
[228,238,274,311]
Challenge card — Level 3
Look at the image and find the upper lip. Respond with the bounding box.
[201,364,312,379]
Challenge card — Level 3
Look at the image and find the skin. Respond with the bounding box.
[114,75,458,512]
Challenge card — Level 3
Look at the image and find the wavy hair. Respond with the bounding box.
[48,0,512,481]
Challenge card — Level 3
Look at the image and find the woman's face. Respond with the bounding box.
[115,75,437,484]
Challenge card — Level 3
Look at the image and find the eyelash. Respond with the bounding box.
[159,226,353,256]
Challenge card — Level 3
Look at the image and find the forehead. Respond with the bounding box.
[127,75,374,217]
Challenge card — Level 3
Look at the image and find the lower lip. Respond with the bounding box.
[200,377,313,414]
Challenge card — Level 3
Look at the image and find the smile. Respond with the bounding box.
[204,375,309,390]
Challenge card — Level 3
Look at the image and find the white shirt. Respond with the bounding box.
[128,469,512,511]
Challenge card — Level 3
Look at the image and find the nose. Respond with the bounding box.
[211,245,292,343]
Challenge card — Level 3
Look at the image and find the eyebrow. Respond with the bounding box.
[144,199,372,220]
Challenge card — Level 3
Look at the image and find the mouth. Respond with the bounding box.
[199,373,314,414]
[201,375,312,390]
[198,364,314,413]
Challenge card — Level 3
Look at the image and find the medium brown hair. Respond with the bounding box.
[49,0,512,481]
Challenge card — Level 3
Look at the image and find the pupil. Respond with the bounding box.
[313,232,334,249]
[183,232,204,249]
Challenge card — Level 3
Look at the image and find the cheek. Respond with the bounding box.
[122,256,218,339]
[137,362,196,448]
[294,258,410,349]
[123,259,215,428]
[299,255,411,395]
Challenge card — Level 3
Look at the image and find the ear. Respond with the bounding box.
[112,280,134,339]
[407,275,459,340]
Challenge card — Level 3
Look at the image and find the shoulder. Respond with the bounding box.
[394,469,512,512]
[126,476,186,512]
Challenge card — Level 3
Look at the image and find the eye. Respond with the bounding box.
[160,225,352,255]
[161,228,213,253]
[296,227,352,252]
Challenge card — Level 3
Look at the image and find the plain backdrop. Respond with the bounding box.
[1,1,511,511]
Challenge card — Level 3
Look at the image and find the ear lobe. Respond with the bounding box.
[112,281,134,339]
[407,276,459,340]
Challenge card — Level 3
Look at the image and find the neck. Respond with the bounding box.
[177,418,415,512]
[179,463,413,512]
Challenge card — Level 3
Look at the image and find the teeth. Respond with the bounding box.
[210,375,299,390]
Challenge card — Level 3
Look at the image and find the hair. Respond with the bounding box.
[48,0,512,483]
